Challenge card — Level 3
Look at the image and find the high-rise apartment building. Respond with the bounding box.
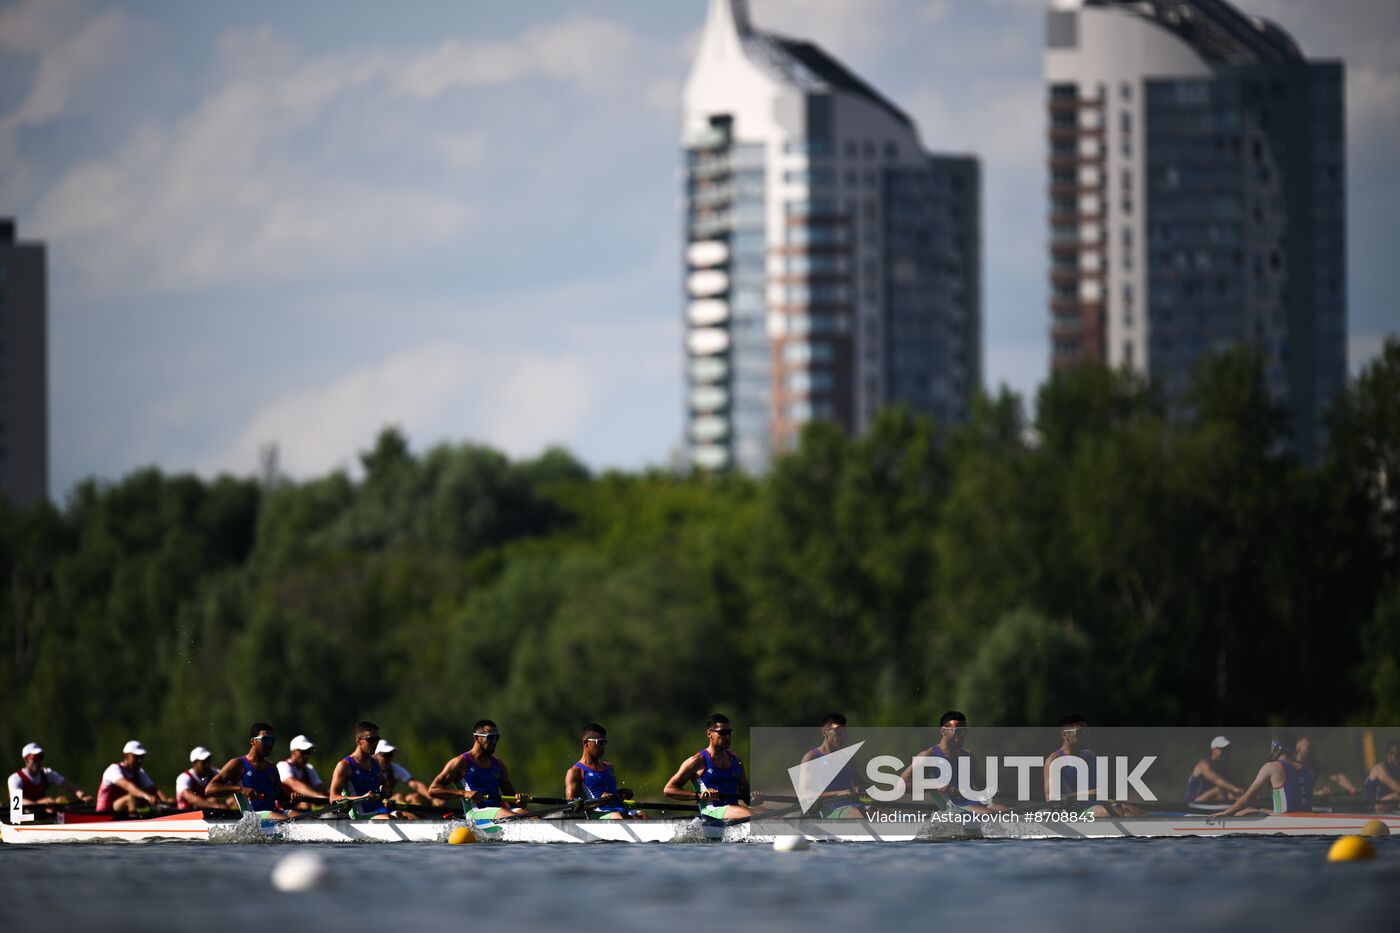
[682,0,981,472]
[1045,0,1345,459]
[0,219,48,507]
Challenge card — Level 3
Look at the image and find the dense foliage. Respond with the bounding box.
[3,342,1397,795]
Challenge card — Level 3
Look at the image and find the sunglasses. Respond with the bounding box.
[585,738,609,746]
[358,736,380,745]
[711,728,733,737]
[256,736,277,744]
[474,733,501,741]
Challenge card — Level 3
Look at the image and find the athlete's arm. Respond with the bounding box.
[1328,772,1358,795]
[427,757,471,800]
[664,754,706,801]
[112,774,157,804]
[1199,762,1245,795]
[330,760,371,801]
[564,765,583,800]
[277,763,324,799]
[1210,764,1275,820]
[898,749,936,792]
[1374,765,1400,796]
[203,758,246,798]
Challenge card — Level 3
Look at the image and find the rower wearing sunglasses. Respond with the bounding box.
[329,721,392,819]
[205,723,291,820]
[663,713,758,820]
[564,723,648,820]
[427,720,529,819]
[900,711,1007,814]
[1043,714,1145,817]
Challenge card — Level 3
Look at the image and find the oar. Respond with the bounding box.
[493,798,586,823]
[282,798,355,823]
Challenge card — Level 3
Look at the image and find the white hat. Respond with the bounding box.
[123,740,148,756]
[289,735,315,751]
[189,746,213,762]
[21,742,44,759]
[374,740,396,755]
[1210,735,1231,750]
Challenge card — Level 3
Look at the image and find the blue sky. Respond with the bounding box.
[2,0,1396,497]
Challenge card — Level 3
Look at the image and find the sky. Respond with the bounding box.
[1,0,1397,497]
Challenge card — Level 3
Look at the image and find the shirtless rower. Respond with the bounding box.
[8,743,91,808]
[900,711,1007,814]
[1208,731,1313,820]
[96,740,172,814]
[664,713,757,820]
[797,714,864,818]
[277,735,328,806]
[330,721,395,820]
[1185,736,1246,805]
[1362,739,1400,812]
[174,746,228,810]
[1043,714,1146,817]
[564,723,648,820]
[205,723,292,820]
[427,720,530,819]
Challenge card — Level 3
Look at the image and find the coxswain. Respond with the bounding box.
[205,723,292,820]
[8,742,91,808]
[427,720,530,819]
[1208,731,1313,820]
[564,723,647,820]
[663,713,757,820]
[174,746,227,810]
[95,740,171,813]
[900,711,1007,814]
[329,721,395,820]
[797,714,863,818]
[1185,736,1246,804]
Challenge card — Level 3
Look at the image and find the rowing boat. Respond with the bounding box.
[5,809,1398,844]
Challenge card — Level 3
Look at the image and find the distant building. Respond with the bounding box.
[0,219,48,506]
[682,0,981,472]
[1045,0,1345,459]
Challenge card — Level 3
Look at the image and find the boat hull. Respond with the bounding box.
[6,811,1398,844]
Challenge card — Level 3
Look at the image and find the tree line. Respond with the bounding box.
[2,341,1397,796]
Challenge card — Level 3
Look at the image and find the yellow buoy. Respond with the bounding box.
[1359,820,1390,838]
[1327,835,1375,862]
[447,826,476,845]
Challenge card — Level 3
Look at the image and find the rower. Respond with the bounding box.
[1295,736,1359,798]
[797,714,863,818]
[427,719,529,819]
[1362,739,1400,812]
[205,723,292,820]
[564,723,647,820]
[1208,731,1313,821]
[1185,736,1246,804]
[1043,714,1146,817]
[663,713,757,820]
[96,740,171,814]
[8,742,92,808]
[374,740,433,806]
[277,735,327,807]
[900,711,1007,814]
[175,747,228,810]
[329,721,395,820]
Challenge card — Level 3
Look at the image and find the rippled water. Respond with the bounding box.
[3,837,1399,931]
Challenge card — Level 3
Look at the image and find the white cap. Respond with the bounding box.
[123,740,148,756]
[289,735,315,751]
[189,746,213,762]
[374,740,396,755]
[1210,735,1231,750]
[21,742,44,759]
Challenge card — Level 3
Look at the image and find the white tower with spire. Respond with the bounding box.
[681,0,981,472]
